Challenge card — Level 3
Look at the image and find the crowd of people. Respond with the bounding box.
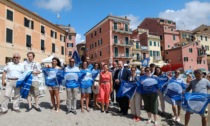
[0,52,210,126]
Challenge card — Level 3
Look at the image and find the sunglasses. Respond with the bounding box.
[131,70,136,72]
[145,70,150,72]
[70,61,74,63]
[175,72,180,74]
[13,57,19,59]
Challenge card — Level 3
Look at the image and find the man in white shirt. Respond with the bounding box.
[0,53,24,115]
[23,52,41,112]
[65,58,80,115]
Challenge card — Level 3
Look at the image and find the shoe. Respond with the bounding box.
[66,110,71,114]
[72,110,77,115]
[172,116,176,121]
[13,109,21,113]
[101,110,104,113]
[25,107,32,112]
[123,112,128,115]
[176,117,180,122]
[0,111,7,116]
[135,117,140,122]
[106,111,109,113]
[34,107,41,112]
[81,109,85,113]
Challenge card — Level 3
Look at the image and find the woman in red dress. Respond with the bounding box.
[97,64,113,113]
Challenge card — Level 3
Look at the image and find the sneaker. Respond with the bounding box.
[172,116,176,121]
[72,110,77,115]
[34,107,41,112]
[176,117,180,122]
[25,107,32,112]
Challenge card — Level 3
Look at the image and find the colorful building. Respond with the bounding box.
[138,18,180,60]
[164,41,208,70]
[0,0,76,66]
[85,15,133,64]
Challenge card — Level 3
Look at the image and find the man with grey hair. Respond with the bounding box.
[0,53,24,115]
[185,69,210,126]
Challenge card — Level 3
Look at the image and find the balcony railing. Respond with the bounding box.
[113,40,133,46]
[112,27,132,34]
[114,53,133,58]
[140,46,149,51]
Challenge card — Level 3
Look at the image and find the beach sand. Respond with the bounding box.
[0,88,203,126]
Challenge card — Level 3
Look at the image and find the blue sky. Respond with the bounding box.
[13,0,210,43]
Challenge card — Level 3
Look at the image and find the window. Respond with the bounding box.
[149,41,152,46]
[24,17,34,29]
[154,41,156,46]
[95,53,97,58]
[203,60,205,64]
[100,51,102,56]
[150,50,153,57]
[95,31,97,36]
[158,42,160,47]
[95,42,97,47]
[189,48,193,53]
[68,35,72,40]
[92,43,94,48]
[6,28,13,43]
[173,35,176,40]
[184,57,188,62]
[60,34,63,42]
[69,51,72,56]
[61,46,64,55]
[7,9,13,21]
[125,37,129,44]
[161,46,163,51]
[168,21,171,24]
[197,59,201,64]
[125,24,128,31]
[101,39,103,45]
[114,22,117,29]
[51,30,57,39]
[200,36,203,40]
[26,35,31,47]
[52,43,55,53]
[205,36,208,41]
[137,53,140,60]
[136,43,139,49]
[41,25,45,34]
[98,40,100,46]
[205,45,209,51]
[91,34,93,38]
[166,52,168,54]
[41,39,45,51]
[160,35,163,40]
[99,28,102,33]
[182,34,186,39]
[67,43,73,47]
[171,29,173,31]
[168,45,170,48]
[114,35,118,44]
[5,57,13,64]
[114,47,118,57]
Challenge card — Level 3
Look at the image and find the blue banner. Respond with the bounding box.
[116,80,138,99]
[16,71,33,99]
[141,58,150,67]
[42,68,63,87]
[181,93,210,114]
[72,50,82,67]
[156,75,169,92]
[64,71,87,88]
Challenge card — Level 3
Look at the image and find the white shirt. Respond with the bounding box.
[4,62,24,78]
[23,60,41,81]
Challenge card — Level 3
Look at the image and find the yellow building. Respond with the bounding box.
[0,0,76,66]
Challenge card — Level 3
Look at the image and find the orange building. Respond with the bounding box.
[0,0,76,66]
[85,15,133,64]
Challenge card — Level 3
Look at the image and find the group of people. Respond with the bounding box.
[0,52,209,126]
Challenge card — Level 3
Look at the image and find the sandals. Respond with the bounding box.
[146,119,151,124]
[81,109,85,113]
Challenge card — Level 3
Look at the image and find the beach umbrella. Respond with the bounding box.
[161,64,183,72]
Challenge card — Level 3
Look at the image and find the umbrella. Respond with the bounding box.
[161,64,183,72]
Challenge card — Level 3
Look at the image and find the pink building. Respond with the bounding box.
[85,15,133,64]
[164,41,208,70]
[138,18,180,60]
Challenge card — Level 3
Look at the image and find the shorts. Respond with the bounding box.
[80,87,92,94]
[142,93,158,114]
[29,81,40,97]
[188,108,208,117]
[48,85,60,90]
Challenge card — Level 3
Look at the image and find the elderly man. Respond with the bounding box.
[23,52,42,112]
[114,61,131,115]
[65,58,80,115]
[185,69,210,126]
[0,53,24,115]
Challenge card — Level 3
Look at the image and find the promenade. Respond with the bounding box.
[0,89,206,126]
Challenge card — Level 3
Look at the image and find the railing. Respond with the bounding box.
[113,40,133,46]
[153,56,162,61]
[112,27,132,34]
[140,46,149,51]
[114,53,133,58]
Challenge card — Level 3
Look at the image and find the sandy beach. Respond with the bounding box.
[0,88,204,126]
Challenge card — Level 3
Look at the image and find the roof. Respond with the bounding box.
[76,41,86,46]
[192,24,210,34]
[85,15,130,35]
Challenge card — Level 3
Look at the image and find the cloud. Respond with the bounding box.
[76,34,85,44]
[35,0,72,12]
[125,14,141,30]
[159,1,210,30]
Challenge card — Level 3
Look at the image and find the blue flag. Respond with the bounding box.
[16,71,33,99]
[72,50,82,67]
[136,75,159,94]
[181,93,210,114]
[141,58,150,67]
[42,68,64,87]
[156,75,169,92]
[64,71,87,88]
[87,64,94,71]
[116,80,138,99]
[163,80,187,104]
[79,69,93,88]
[91,69,100,80]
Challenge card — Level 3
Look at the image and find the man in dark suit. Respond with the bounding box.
[114,61,131,115]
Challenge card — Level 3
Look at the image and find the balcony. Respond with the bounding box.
[198,53,206,58]
[112,27,132,34]
[153,56,162,61]
[114,53,133,59]
[113,40,133,47]
[140,46,149,52]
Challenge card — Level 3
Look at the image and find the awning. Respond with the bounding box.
[130,62,142,66]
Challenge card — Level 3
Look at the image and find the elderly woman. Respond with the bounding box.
[97,64,113,113]
[130,66,141,122]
